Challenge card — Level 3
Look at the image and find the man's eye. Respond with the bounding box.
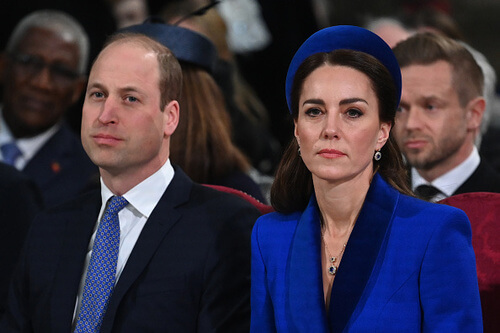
[126,96,138,103]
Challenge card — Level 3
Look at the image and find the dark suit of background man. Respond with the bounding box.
[1,29,260,332]
[0,10,98,208]
[392,32,500,202]
[0,162,42,316]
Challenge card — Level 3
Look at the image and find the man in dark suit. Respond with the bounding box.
[0,10,98,208]
[1,28,260,333]
[0,162,42,317]
[392,32,500,202]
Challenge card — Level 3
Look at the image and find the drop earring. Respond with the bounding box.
[374,150,382,161]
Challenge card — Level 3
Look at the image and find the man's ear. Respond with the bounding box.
[163,100,180,137]
[466,96,486,131]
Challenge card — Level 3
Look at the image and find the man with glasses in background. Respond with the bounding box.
[0,10,98,208]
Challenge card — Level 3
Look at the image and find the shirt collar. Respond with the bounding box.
[100,159,175,219]
[412,146,480,197]
[0,107,61,162]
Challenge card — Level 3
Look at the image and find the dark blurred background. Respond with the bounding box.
[1,0,499,171]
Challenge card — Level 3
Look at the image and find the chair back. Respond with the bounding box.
[439,192,500,333]
[203,184,274,215]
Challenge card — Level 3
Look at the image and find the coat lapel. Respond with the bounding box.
[100,167,192,332]
[328,174,399,332]
[49,192,101,332]
[23,126,71,188]
[286,195,330,333]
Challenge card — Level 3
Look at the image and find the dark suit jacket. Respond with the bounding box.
[454,159,500,195]
[2,167,260,332]
[21,124,99,208]
[0,163,42,316]
[251,174,483,332]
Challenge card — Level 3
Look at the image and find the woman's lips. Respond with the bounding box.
[318,149,346,158]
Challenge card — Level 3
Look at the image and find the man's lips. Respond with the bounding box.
[92,134,122,145]
[20,96,52,112]
[404,139,427,149]
[317,149,346,158]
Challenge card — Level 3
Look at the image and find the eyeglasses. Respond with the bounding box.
[8,52,80,86]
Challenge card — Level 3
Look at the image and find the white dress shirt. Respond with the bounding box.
[412,146,480,202]
[72,159,175,326]
[0,108,60,170]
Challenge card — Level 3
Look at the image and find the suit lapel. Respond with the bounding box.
[22,126,71,188]
[287,195,330,333]
[100,167,193,332]
[49,192,101,332]
[328,174,398,332]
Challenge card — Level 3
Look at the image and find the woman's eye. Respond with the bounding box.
[346,108,362,118]
[305,108,322,117]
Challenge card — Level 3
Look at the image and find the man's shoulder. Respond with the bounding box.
[188,182,262,215]
[167,166,262,215]
[31,124,95,170]
[456,159,500,194]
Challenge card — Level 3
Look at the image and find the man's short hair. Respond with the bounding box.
[102,33,182,110]
[6,10,90,74]
[392,32,484,107]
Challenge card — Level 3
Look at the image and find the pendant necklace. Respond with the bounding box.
[322,236,346,275]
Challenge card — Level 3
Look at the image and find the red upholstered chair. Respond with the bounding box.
[439,192,500,333]
[203,184,274,215]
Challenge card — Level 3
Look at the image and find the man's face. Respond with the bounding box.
[394,61,471,175]
[81,40,178,181]
[0,27,85,137]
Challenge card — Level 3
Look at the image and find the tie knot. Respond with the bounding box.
[107,196,129,214]
[415,184,441,201]
[1,142,22,166]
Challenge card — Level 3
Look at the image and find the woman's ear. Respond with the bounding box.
[376,122,391,150]
[294,119,300,145]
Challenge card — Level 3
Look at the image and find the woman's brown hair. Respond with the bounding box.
[169,64,250,183]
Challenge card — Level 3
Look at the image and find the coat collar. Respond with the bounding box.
[49,191,102,332]
[100,166,193,332]
[286,173,400,332]
[48,166,194,332]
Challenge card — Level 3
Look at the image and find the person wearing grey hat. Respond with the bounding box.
[250,25,482,332]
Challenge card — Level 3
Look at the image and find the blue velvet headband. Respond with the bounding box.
[119,20,218,74]
[285,25,402,113]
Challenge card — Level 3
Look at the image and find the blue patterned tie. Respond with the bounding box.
[1,142,22,166]
[74,196,128,333]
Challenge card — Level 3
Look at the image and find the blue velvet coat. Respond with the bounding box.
[251,174,482,332]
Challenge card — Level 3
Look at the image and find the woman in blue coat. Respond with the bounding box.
[250,25,482,332]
